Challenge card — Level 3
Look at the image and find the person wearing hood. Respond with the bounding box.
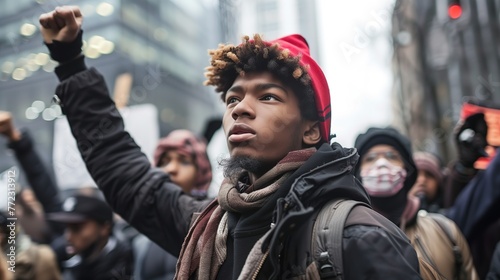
[38,6,421,278]
[355,126,478,280]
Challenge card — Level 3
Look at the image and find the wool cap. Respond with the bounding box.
[154,130,212,194]
[268,34,331,142]
[413,152,443,183]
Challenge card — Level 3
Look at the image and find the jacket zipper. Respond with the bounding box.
[251,250,270,280]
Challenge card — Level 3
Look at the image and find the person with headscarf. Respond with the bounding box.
[133,130,213,280]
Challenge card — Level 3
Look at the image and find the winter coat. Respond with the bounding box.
[446,149,500,278]
[487,242,500,280]
[53,63,421,279]
[405,211,478,280]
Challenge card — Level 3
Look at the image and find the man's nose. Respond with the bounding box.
[231,97,255,120]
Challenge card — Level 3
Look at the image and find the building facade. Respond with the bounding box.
[0,0,223,188]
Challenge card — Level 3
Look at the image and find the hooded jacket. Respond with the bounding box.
[52,62,421,278]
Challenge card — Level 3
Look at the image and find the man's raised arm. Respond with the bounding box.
[39,6,210,256]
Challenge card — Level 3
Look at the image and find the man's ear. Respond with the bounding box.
[303,121,321,146]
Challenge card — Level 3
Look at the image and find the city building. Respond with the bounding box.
[0,0,223,188]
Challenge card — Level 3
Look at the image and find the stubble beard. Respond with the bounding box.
[220,155,275,184]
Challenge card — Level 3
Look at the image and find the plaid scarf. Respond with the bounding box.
[175,148,316,280]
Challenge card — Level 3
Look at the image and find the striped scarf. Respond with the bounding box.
[175,148,316,279]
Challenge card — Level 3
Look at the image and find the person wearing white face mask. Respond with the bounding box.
[355,127,478,280]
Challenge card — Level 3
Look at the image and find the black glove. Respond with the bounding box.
[455,113,488,168]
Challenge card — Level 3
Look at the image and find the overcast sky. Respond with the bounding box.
[317,0,396,147]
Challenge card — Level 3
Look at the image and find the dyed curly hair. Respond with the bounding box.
[204,34,318,121]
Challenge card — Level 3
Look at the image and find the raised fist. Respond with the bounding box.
[454,113,488,168]
[0,111,21,142]
[39,6,82,44]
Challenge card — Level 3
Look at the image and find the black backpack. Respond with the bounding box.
[312,199,369,280]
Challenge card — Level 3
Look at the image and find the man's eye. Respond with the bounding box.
[226,96,239,104]
[261,95,278,101]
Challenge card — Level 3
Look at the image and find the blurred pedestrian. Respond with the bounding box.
[355,126,478,279]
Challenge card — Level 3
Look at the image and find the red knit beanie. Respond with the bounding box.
[268,34,331,142]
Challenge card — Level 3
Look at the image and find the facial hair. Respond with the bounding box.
[220,156,275,184]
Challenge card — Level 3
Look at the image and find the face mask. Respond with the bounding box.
[360,158,407,197]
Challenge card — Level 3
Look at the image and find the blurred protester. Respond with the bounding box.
[0,211,61,280]
[0,110,63,243]
[153,129,212,199]
[37,6,421,278]
[487,242,500,280]
[1,111,134,278]
[47,195,133,280]
[133,129,212,280]
[409,152,445,213]
[355,126,478,279]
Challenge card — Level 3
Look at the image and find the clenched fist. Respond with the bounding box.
[0,111,21,142]
[39,6,82,44]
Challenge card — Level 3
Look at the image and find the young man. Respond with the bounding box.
[39,6,421,279]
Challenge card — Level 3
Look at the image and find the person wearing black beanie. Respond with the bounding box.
[354,127,418,226]
[355,126,478,279]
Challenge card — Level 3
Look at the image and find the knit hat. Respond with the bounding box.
[205,34,331,142]
[413,152,443,183]
[154,130,212,195]
[268,35,331,142]
[354,127,417,190]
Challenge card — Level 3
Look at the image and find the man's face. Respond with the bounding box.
[159,150,197,194]
[64,220,109,255]
[223,72,311,168]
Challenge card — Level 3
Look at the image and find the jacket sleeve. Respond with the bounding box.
[54,66,211,256]
[443,162,478,208]
[8,130,62,214]
[446,149,500,240]
[342,225,422,279]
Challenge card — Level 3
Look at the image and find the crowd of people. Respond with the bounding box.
[0,5,499,280]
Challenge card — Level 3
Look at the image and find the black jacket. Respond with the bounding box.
[54,64,421,279]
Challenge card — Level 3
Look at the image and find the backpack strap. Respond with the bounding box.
[312,199,368,280]
[429,213,465,280]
